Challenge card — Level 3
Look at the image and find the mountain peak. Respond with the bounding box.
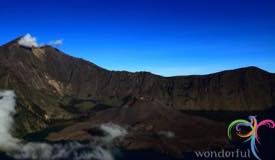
[2,36,23,47]
[227,66,269,74]
[0,36,275,141]
[244,66,267,71]
[0,36,272,76]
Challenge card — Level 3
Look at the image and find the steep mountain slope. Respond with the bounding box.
[0,37,275,135]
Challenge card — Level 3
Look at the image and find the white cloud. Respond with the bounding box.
[99,123,128,142]
[18,34,63,48]
[0,90,117,160]
[18,33,38,48]
[50,39,63,47]
[158,131,175,138]
[0,91,19,151]
[14,142,114,160]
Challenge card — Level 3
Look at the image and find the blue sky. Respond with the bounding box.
[0,0,275,76]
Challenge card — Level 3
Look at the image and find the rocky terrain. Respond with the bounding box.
[0,37,275,157]
[47,98,230,156]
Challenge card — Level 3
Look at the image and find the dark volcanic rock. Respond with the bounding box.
[46,99,231,156]
[0,37,275,135]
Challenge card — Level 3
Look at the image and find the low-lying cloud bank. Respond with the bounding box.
[13,142,114,160]
[0,90,126,160]
[99,123,128,143]
[0,91,19,151]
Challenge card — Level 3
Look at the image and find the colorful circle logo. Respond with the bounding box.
[228,116,275,160]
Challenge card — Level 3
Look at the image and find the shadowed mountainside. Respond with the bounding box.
[0,37,275,135]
